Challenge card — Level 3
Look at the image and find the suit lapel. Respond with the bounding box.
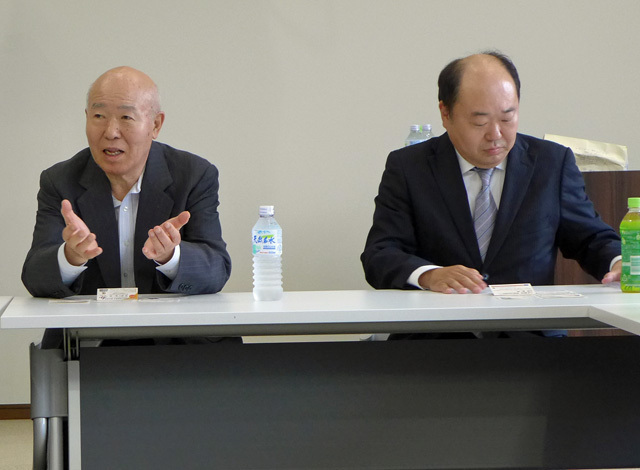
[134,143,174,293]
[484,135,535,266]
[431,135,481,265]
[77,158,121,287]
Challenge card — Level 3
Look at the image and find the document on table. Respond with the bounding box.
[489,283,583,299]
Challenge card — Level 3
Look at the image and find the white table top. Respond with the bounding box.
[589,304,640,336]
[0,297,13,317]
[1,285,638,337]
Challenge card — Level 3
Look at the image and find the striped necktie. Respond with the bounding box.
[472,167,497,262]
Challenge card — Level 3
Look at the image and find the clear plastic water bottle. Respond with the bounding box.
[252,205,283,301]
[404,125,423,146]
[620,197,640,293]
[421,124,434,140]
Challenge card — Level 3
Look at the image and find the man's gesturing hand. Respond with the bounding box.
[61,199,103,266]
[142,211,191,264]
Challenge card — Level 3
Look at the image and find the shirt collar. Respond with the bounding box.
[112,169,145,207]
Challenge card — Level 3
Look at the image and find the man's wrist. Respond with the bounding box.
[610,255,622,271]
[407,265,441,290]
[155,244,181,280]
[63,243,88,267]
[58,243,87,286]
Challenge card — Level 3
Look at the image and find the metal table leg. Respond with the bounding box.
[30,343,69,470]
[32,418,47,470]
[48,417,64,470]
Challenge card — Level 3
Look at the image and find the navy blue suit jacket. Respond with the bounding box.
[361,133,621,289]
[22,141,231,298]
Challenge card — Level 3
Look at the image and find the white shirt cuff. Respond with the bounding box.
[610,255,622,271]
[155,244,181,280]
[58,243,88,286]
[407,265,441,290]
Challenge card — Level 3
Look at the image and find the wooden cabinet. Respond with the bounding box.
[554,170,640,285]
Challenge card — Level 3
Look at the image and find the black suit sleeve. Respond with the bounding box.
[361,151,434,289]
[555,146,621,280]
[156,163,231,295]
[22,169,84,298]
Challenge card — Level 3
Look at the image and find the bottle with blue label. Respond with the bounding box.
[252,205,283,301]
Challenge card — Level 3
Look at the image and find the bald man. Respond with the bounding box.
[23,66,231,298]
[362,52,621,294]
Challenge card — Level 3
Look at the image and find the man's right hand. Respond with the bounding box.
[61,199,103,266]
[418,265,487,294]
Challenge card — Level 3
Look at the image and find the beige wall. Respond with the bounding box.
[1,0,639,403]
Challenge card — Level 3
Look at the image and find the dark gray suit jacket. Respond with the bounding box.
[361,133,621,289]
[22,141,231,297]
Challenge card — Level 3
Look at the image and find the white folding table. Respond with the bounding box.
[3,285,640,470]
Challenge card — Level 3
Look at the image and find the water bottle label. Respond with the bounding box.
[252,230,282,255]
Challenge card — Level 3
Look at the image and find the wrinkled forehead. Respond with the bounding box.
[88,101,144,115]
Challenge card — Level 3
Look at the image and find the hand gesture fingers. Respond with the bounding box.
[61,199,82,226]
[60,200,102,265]
[70,232,103,259]
[142,211,190,264]
[168,211,190,231]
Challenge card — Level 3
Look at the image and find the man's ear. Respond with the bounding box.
[152,112,165,139]
[439,101,450,127]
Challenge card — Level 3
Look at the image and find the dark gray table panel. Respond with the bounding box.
[80,337,640,469]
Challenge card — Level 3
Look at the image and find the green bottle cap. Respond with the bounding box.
[629,197,640,208]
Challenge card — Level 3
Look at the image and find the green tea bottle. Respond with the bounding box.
[620,197,640,293]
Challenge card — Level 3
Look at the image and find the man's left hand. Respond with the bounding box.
[142,211,191,264]
[602,260,622,284]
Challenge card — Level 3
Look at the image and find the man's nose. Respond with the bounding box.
[485,122,502,141]
[105,118,120,138]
